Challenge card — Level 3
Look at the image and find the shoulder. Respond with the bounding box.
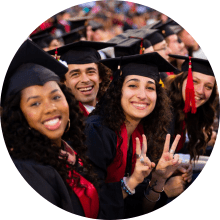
[85,115,116,138]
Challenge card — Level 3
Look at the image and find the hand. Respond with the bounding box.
[153,134,181,181]
[177,163,193,183]
[164,175,186,198]
[130,134,155,184]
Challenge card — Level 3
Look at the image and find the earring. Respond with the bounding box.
[65,119,70,133]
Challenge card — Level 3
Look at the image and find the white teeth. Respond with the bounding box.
[133,103,147,108]
[44,118,59,126]
[195,97,201,100]
[79,87,93,92]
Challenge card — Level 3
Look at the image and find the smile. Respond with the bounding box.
[78,86,94,93]
[131,102,149,110]
[43,116,62,131]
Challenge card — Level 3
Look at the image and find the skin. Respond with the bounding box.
[48,39,63,51]
[64,63,102,107]
[121,75,157,126]
[143,46,154,54]
[166,34,181,55]
[120,75,182,205]
[182,71,215,108]
[153,40,171,61]
[178,29,196,48]
[20,81,69,147]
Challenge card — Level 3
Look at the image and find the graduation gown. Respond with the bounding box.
[13,159,84,216]
[85,115,155,219]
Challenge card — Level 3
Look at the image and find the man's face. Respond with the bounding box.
[153,40,171,61]
[64,63,102,107]
[167,34,181,55]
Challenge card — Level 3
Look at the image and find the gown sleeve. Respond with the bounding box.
[85,115,125,219]
[13,159,84,216]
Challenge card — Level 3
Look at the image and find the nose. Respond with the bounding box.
[137,87,147,100]
[195,84,205,96]
[44,102,57,114]
[81,73,90,83]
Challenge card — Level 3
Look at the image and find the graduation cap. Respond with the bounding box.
[88,20,104,31]
[48,41,116,64]
[30,25,55,38]
[68,16,93,30]
[169,25,184,35]
[60,26,86,45]
[1,39,68,106]
[169,54,215,114]
[100,52,177,83]
[154,20,176,38]
[146,30,165,46]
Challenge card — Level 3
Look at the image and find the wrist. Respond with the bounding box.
[150,176,166,192]
[126,175,139,191]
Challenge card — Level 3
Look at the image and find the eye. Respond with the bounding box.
[206,86,213,90]
[146,86,155,91]
[193,80,198,84]
[53,95,61,100]
[70,72,79,77]
[30,102,40,107]
[128,84,137,88]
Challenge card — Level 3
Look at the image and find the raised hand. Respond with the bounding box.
[153,134,181,180]
[131,134,155,184]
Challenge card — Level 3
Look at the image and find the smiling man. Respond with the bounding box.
[48,41,115,116]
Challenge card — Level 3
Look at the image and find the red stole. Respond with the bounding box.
[63,141,99,218]
[105,123,144,183]
[176,120,186,152]
[78,102,89,117]
[166,72,174,76]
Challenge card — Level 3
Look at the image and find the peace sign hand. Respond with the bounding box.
[131,134,155,184]
[153,134,181,181]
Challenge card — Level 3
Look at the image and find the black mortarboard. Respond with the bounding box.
[112,37,142,57]
[154,20,176,38]
[123,28,158,40]
[68,16,93,30]
[48,41,116,64]
[31,33,52,49]
[100,52,177,82]
[1,39,68,106]
[169,54,214,76]
[169,25,184,35]
[88,20,104,31]
[146,30,165,46]
[61,26,86,45]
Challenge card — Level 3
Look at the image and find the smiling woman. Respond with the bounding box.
[1,39,100,218]
[165,55,218,160]
[84,52,183,219]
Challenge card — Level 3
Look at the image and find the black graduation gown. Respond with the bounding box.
[13,159,85,216]
[85,115,160,219]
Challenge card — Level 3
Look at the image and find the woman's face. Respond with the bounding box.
[182,71,215,108]
[20,81,69,147]
[121,75,157,123]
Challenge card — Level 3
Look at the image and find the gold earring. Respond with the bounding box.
[65,119,70,133]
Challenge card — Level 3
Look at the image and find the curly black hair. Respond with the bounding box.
[91,75,172,164]
[165,71,218,161]
[1,83,98,192]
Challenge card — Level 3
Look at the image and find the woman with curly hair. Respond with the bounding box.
[1,39,99,218]
[84,52,182,219]
[47,40,115,117]
[165,55,218,161]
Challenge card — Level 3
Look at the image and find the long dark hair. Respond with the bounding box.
[165,71,218,160]
[91,76,172,164]
[1,83,98,191]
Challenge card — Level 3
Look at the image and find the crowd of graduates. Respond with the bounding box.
[1,1,219,219]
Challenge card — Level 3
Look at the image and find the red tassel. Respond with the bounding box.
[183,56,197,114]
[55,48,58,60]
[129,36,144,54]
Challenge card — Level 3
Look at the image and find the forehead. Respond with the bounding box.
[124,75,155,83]
[67,63,98,71]
[153,40,166,48]
[168,34,178,42]
[193,71,215,84]
[21,81,60,98]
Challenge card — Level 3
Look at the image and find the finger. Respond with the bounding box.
[141,134,148,155]
[163,134,171,154]
[172,154,180,166]
[135,137,141,156]
[170,134,181,154]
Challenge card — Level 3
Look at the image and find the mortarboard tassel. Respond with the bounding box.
[129,36,144,54]
[183,56,197,114]
[54,48,59,61]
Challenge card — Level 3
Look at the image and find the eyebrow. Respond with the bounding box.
[26,89,59,102]
[125,78,155,84]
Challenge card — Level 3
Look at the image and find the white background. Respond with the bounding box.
[0,0,219,219]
